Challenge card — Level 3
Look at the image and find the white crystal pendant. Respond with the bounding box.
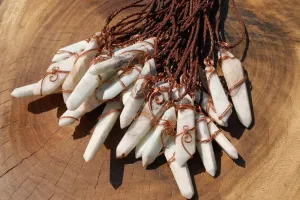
[194,90,228,127]
[116,83,170,158]
[90,38,155,75]
[195,113,217,177]
[142,106,177,167]
[175,94,196,166]
[205,62,232,122]
[59,92,105,127]
[218,50,252,127]
[120,58,157,128]
[66,68,116,111]
[206,118,238,159]
[11,56,76,98]
[66,38,154,110]
[135,129,154,159]
[96,64,142,100]
[52,40,88,63]
[84,101,123,162]
[62,36,101,102]
[164,139,194,199]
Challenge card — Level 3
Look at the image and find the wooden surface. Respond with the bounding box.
[0,0,300,199]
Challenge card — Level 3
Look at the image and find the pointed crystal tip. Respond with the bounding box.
[58,117,77,127]
[83,152,92,162]
[206,167,217,177]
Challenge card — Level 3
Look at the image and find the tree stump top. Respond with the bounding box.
[0,0,300,199]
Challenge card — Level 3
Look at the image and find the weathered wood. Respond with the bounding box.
[1,0,300,199]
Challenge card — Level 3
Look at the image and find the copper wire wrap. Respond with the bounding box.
[61,89,73,93]
[195,114,222,143]
[218,50,247,96]
[228,76,247,95]
[55,50,79,61]
[205,65,233,120]
[73,48,101,65]
[167,152,176,165]
[95,0,246,104]
[40,67,70,96]
[174,103,196,158]
[196,129,222,143]
[176,125,196,159]
[158,119,176,149]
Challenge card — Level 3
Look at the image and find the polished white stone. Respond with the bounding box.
[66,69,116,111]
[95,64,142,100]
[120,59,156,128]
[218,50,252,127]
[206,119,238,159]
[59,93,105,126]
[83,101,122,162]
[52,40,88,63]
[164,139,194,199]
[175,94,196,166]
[135,129,154,159]
[142,106,176,167]
[12,55,77,98]
[89,38,155,75]
[116,83,170,158]
[62,37,100,102]
[194,90,228,127]
[205,65,232,121]
[11,84,36,98]
[114,38,155,56]
[195,112,217,177]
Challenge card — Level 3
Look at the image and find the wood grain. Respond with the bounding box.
[0,0,300,199]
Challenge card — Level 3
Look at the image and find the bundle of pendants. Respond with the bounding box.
[11,0,252,198]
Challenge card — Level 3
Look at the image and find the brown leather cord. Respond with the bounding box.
[216,0,246,49]
[93,0,246,103]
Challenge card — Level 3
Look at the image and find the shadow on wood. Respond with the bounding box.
[27,94,63,114]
